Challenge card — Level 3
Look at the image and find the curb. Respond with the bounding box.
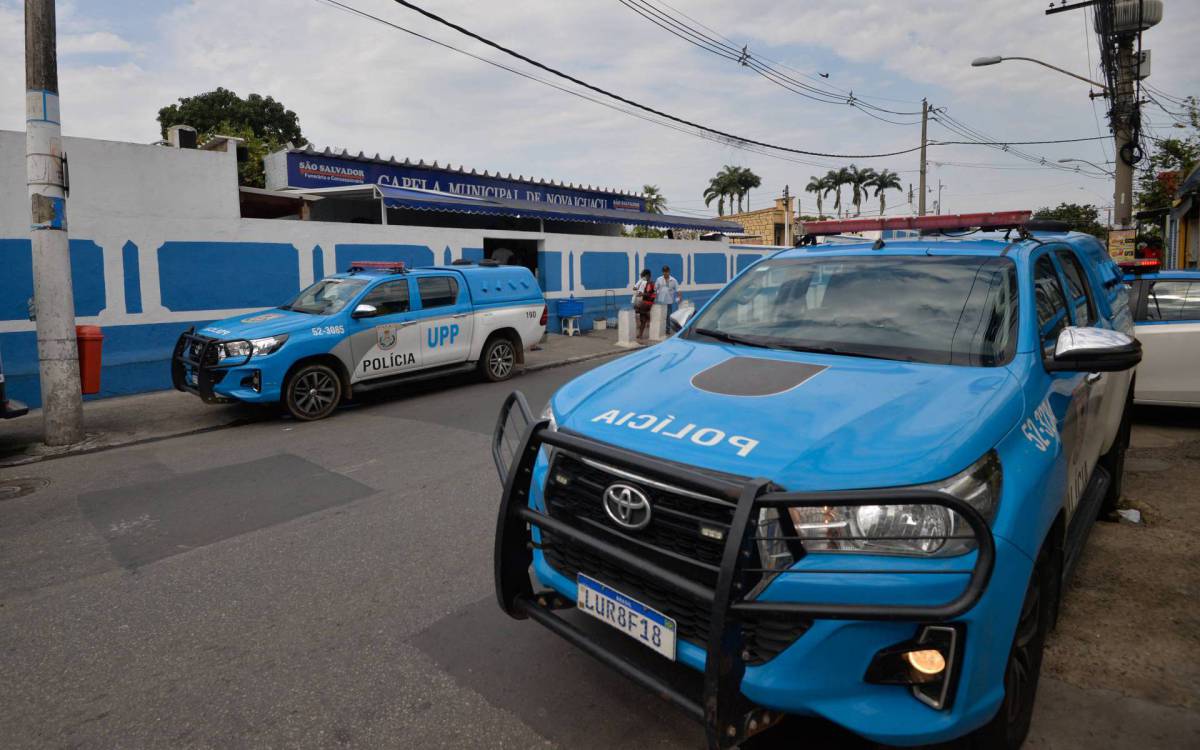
[0,349,632,467]
[523,347,630,374]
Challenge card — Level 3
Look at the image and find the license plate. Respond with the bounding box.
[577,574,676,660]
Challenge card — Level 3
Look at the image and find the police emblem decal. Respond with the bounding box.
[378,325,398,350]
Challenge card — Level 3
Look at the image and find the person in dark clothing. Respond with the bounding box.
[632,268,656,340]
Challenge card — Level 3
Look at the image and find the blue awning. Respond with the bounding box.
[375,184,741,232]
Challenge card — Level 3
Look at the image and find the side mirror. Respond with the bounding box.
[351,303,378,319]
[669,306,694,333]
[1046,326,1142,372]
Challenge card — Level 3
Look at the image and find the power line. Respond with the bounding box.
[618,0,924,120]
[385,0,924,159]
[931,136,1111,146]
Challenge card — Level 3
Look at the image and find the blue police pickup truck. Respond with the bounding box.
[173,261,546,420]
[492,214,1140,749]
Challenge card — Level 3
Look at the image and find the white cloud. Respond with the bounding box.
[58,31,134,55]
[0,0,1196,216]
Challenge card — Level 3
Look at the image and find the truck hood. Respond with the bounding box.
[551,338,1023,490]
[198,308,322,340]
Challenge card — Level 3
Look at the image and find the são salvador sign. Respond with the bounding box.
[284,152,644,212]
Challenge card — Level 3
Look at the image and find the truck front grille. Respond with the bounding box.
[542,451,811,665]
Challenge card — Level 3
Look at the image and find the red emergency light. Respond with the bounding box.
[348,260,407,273]
[799,211,1034,237]
[1118,258,1160,273]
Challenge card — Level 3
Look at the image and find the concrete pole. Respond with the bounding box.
[918,98,929,216]
[782,185,791,247]
[1112,38,1136,228]
[26,0,84,446]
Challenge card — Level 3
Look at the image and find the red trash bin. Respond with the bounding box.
[76,325,103,395]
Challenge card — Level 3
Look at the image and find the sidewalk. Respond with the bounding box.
[0,330,636,467]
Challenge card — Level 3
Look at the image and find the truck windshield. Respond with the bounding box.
[688,255,1018,366]
[282,278,369,315]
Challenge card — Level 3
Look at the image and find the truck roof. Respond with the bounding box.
[779,230,1108,264]
[330,262,542,304]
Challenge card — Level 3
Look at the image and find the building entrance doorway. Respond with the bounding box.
[484,238,539,273]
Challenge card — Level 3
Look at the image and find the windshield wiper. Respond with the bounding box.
[693,328,780,350]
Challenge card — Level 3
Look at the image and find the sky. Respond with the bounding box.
[1,0,1197,219]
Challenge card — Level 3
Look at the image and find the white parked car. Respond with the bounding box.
[1125,266,1200,406]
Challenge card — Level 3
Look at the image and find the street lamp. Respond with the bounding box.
[1058,158,1115,177]
[970,55,1109,93]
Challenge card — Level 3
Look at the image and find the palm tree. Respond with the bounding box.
[703,176,728,216]
[824,168,849,218]
[717,165,742,212]
[734,167,761,212]
[846,165,878,217]
[642,184,666,214]
[804,175,827,219]
[869,170,903,216]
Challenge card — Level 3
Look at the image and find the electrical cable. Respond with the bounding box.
[386,0,925,158]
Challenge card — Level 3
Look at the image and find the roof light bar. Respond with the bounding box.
[1118,258,1160,273]
[800,211,1033,237]
[348,261,407,273]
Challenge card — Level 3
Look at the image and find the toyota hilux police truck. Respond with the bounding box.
[173,261,546,420]
[491,213,1140,749]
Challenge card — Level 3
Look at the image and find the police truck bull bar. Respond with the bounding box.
[170,327,252,403]
[492,391,996,749]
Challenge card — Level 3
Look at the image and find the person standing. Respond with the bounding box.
[632,269,656,340]
[654,265,680,319]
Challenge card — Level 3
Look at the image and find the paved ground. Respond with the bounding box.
[0,330,628,467]
[1,360,1197,749]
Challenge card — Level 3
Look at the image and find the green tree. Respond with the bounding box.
[157,87,307,187]
[642,184,666,214]
[1135,96,1199,218]
[703,168,738,216]
[733,167,762,212]
[804,175,828,219]
[1032,202,1107,239]
[869,169,903,216]
[824,168,850,217]
[845,164,878,216]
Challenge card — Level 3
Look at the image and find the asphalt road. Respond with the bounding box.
[1,361,1196,749]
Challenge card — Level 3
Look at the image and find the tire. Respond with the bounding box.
[480,336,517,382]
[1098,383,1133,516]
[967,548,1056,750]
[284,363,342,421]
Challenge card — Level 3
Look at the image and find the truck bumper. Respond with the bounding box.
[170,329,281,404]
[492,392,1002,749]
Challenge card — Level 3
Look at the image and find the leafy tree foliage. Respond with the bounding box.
[1134,96,1199,216]
[1033,202,1107,239]
[157,87,307,187]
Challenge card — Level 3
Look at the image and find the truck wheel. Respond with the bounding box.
[1098,385,1133,516]
[480,337,517,382]
[284,363,342,421]
[968,548,1055,750]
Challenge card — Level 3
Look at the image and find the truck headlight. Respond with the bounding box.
[219,335,288,361]
[756,452,1001,564]
[540,401,558,432]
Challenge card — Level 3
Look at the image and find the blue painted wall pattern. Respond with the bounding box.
[0,235,775,407]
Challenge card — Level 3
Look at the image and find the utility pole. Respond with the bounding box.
[782,185,791,247]
[937,180,945,215]
[25,0,83,446]
[918,98,929,216]
[1112,37,1136,227]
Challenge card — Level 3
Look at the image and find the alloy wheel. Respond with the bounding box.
[489,341,515,379]
[292,370,337,417]
[1005,568,1042,724]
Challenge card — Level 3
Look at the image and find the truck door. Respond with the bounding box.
[1135,278,1200,404]
[1031,253,1092,521]
[1052,248,1112,465]
[416,275,473,367]
[348,279,422,383]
